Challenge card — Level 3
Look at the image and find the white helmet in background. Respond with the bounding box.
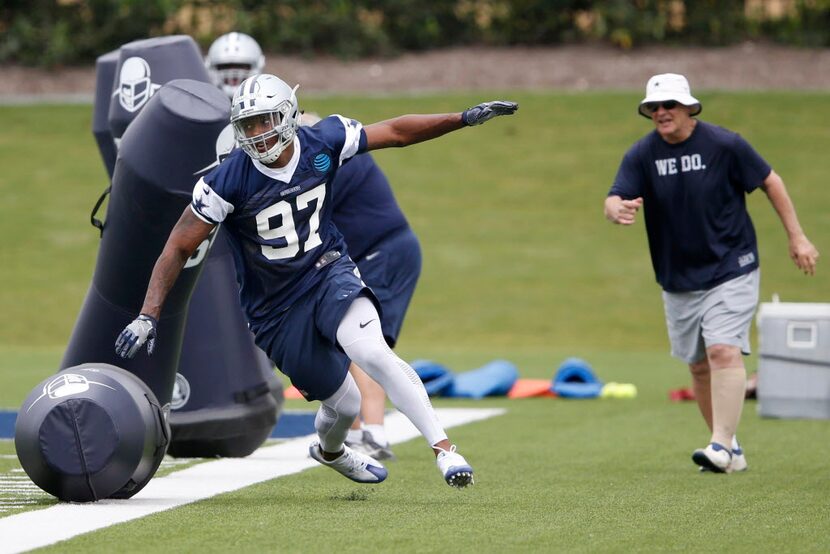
[231,74,300,164]
[205,32,265,99]
[299,111,322,126]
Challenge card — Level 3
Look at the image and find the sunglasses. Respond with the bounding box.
[643,100,679,114]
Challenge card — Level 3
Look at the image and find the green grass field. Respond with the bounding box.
[1,92,829,552]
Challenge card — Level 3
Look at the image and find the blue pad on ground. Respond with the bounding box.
[411,359,455,396]
[445,359,519,399]
[552,357,603,399]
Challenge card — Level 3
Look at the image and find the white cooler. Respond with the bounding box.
[756,302,830,419]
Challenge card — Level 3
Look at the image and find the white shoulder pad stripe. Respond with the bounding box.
[191,177,234,224]
[333,114,363,166]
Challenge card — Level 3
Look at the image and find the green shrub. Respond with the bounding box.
[1,0,828,67]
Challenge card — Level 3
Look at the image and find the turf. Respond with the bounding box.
[0,92,829,551]
[4,349,830,552]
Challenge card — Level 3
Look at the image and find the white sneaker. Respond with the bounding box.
[692,442,732,473]
[699,439,749,473]
[309,441,387,483]
[729,444,748,472]
[436,445,474,488]
[345,430,396,461]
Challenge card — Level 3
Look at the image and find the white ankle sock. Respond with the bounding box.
[364,424,388,447]
[346,428,363,443]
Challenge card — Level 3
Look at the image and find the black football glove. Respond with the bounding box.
[462,100,518,126]
[115,314,158,359]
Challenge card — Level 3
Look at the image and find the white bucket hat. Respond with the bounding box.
[638,73,702,118]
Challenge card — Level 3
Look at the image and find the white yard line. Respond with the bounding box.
[0,407,503,554]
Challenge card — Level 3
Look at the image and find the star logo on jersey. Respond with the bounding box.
[192,196,207,213]
[313,152,331,173]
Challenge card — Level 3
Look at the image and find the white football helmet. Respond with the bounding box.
[205,32,265,99]
[231,74,300,164]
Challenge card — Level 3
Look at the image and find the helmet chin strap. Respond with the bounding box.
[260,143,283,164]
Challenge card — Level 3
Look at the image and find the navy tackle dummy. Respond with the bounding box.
[108,35,212,145]
[169,229,283,458]
[63,78,228,408]
[85,35,282,458]
[91,48,120,181]
[15,364,169,502]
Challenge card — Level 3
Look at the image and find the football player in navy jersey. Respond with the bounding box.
[205,32,422,461]
[116,72,517,487]
[605,73,819,474]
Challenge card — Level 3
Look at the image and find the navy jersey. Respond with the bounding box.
[332,153,409,259]
[190,115,367,327]
[609,121,771,292]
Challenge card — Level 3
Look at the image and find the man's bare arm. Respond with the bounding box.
[761,170,819,275]
[141,207,216,319]
[363,113,465,150]
[362,100,518,150]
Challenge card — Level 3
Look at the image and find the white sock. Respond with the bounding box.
[364,424,388,447]
[346,428,363,444]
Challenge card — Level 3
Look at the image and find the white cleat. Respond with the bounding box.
[692,442,732,473]
[436,445,474,488]
[309,441,387,483]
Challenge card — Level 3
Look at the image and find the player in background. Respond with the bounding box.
[205,32,265,100]
[116,71,518,488]
[300,112,416,461]
[605,73,819,473]
[205,32,417,460]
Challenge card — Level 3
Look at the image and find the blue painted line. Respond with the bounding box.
[0,410,315,440]
[0,410,14,440]
[269,411,316,438]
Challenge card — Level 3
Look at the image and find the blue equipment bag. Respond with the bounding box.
[445,360,519,399]
[411,360,455,397]
[552,357,604,399]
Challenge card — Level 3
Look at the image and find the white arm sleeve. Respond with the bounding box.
[190,177,234,224]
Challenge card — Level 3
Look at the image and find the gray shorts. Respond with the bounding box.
[662,269,760,364]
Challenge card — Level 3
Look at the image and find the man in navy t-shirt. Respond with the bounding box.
[115,72,517,488]
[605,73,819,473]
